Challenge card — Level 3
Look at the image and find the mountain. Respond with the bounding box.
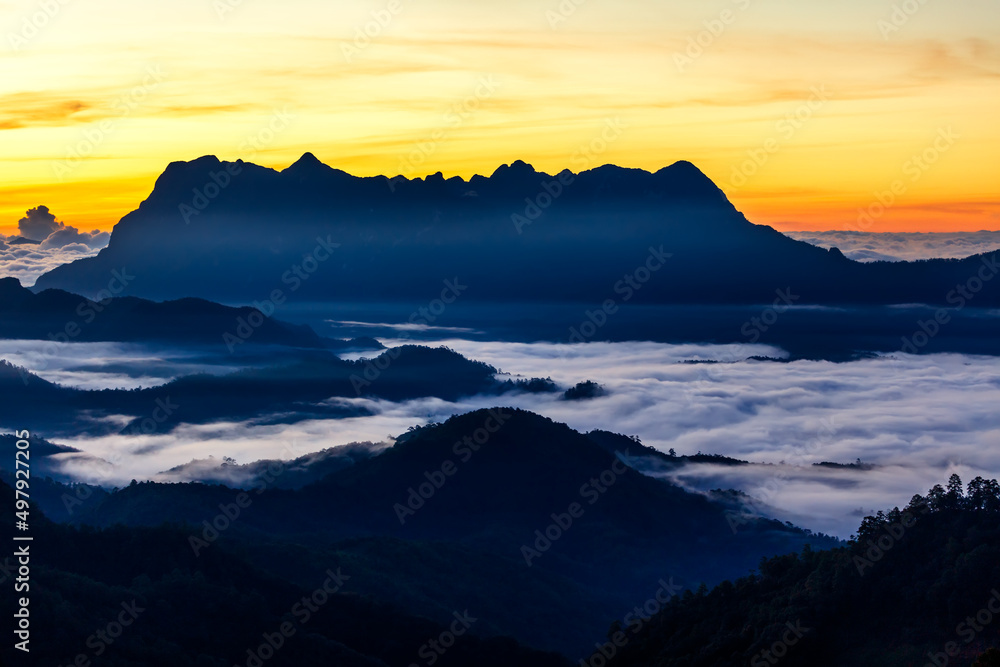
[0,276,379,351]
[66,409,837,655]
[6,236,40,245]
[600,476,1000,667]
[32,154,1000,306]
[0,347,556,436]
[0,479,570,667]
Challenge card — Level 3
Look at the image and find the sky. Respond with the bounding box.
[0,0,998,236]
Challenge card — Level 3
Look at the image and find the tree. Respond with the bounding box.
[967,477,991,511]
[927,484,947,511]
[947,474,965,506]
[907,494,927,513]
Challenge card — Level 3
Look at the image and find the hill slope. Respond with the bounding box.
[0,276,376,351]
[0,479,570,667]
[601,476,1000,667]
[67,409,836,655]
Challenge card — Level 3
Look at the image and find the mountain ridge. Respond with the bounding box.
[29,153,1000,309]
[0,275,380,351]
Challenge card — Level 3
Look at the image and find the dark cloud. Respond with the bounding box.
[18,205,63,241]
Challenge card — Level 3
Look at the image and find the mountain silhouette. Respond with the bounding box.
[0,479,570,667]
[600,477,1000,667]
[0,347,556,436]
[0,276,378,351]
[32,154,1000,305]
[70,409,835,654]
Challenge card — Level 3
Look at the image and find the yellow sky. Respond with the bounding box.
[1,0,998,235]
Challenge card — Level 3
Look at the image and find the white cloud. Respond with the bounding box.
[0,241,105,287]
[785,230,1000,262]
[0,340,251,390]
[37,339,1000,538]
[2,207,110,286]
[39,227,110,250]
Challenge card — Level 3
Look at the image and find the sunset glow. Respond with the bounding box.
[1,0,997,235]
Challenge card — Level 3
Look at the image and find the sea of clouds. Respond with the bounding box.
[34,338,1000,538]
[1,206,108,285]
[784,230,1000,262]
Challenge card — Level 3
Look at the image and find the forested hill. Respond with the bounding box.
[599,475,1000,667]
[0,477,571,667]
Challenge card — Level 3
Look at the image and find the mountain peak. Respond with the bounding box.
[491,160,537,178]
[653,160,725,199]
[282,151,351,180]
[294,151,322,166]
[0,277,30,304]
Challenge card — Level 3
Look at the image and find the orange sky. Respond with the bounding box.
[1,0,998,236]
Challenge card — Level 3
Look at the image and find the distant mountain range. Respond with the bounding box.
[0,275,378,351]
[5,236,40,245]
[31,154,1000,306]
[0,346,560,436]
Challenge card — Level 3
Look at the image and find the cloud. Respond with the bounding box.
[39,227,110,249]
[17,205,63,241]
[328,320,481,334]
[785,231,1000,262]
[32,338,1000,540]
[0,340,255,391]
[0,94,90,131]
[1,206,110,284]
[0,242,104,286]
